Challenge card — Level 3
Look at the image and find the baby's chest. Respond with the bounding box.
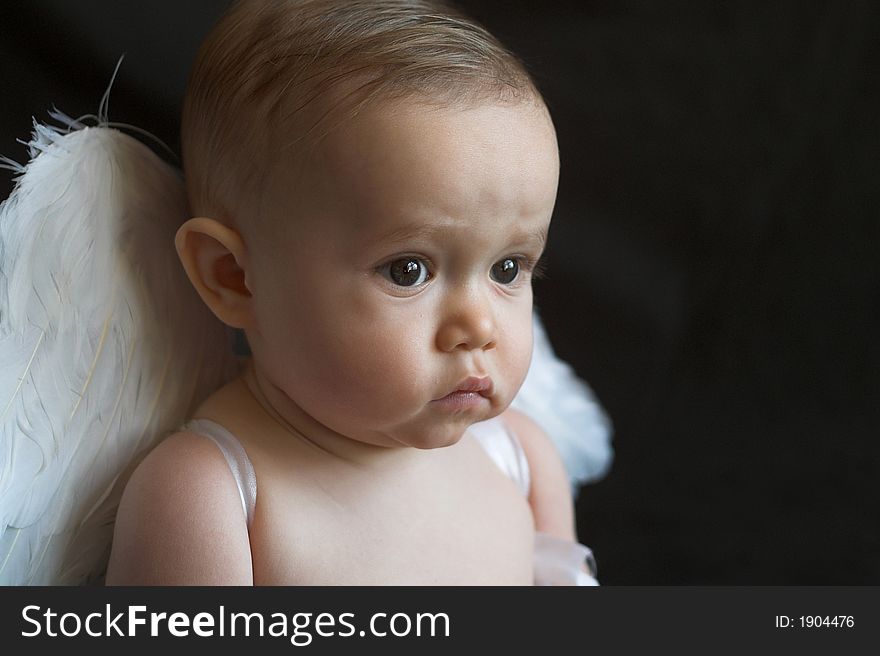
[250,462,535,585]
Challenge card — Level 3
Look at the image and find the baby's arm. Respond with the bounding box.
[504,408,599,585]
[502,408,576,542]
[105,432,253,585]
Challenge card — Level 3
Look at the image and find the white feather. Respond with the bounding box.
[0,116,237,585]
[511,313,614,492]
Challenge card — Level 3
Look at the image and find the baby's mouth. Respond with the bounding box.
[431,376,494,410]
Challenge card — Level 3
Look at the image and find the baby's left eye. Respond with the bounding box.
[490,258,520,284]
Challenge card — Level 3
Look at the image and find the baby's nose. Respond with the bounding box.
[435,289,497,352]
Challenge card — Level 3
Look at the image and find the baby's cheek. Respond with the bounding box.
[320,321,428,408]
[500,322,533,393]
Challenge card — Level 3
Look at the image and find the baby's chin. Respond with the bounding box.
[398,406,508,450]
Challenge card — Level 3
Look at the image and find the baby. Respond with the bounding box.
[106,0,595,585]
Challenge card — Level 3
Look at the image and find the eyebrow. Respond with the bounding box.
[374,222,445,245]
[525,227,548,251]
[374,222,548,250]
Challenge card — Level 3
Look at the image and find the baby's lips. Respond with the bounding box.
[436,375,494,400]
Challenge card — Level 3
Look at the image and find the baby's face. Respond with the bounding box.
[247,97,559,449]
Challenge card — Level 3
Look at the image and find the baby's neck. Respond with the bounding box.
[240,360,423,466]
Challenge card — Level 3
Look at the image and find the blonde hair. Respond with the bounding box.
[182,0,542,229]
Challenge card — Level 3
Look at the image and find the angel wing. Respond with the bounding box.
[0,114,237,585]
[511,312,614,492]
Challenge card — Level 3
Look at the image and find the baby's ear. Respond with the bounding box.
[175,217,254,329]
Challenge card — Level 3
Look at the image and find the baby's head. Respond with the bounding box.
[177,0,559,449]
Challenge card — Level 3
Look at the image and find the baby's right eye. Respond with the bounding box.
[379,257,431,287]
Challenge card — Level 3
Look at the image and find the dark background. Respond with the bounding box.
[1,1,876,584]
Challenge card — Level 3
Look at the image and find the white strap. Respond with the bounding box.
[534,532,599,586]
[183,418,256,526]
[468,417,531,497]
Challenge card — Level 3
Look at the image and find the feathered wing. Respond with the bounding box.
[0,117,237,585]
[511,312,614,492]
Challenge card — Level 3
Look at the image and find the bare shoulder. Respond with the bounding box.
[501,407,576,540]
[502,407,568,475]
[501,407,554,451]
[105,431,252,585]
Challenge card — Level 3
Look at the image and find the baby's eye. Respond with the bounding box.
[490,257,520,284]
[381,257,430,287]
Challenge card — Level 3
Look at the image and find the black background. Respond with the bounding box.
[1,1,877,584]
